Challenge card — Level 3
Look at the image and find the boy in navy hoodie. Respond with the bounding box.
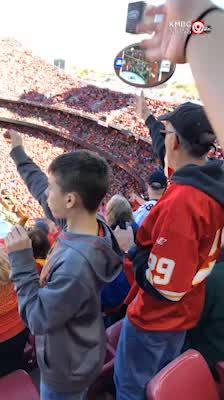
[5,130,122,400]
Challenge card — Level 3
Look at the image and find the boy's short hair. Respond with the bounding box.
[48,150,110,212]
[28,228,50,259]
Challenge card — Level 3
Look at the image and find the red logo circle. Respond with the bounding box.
[192,20,205,34]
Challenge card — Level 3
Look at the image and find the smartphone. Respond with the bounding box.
[126,1,164,34]
[126,1,147,34]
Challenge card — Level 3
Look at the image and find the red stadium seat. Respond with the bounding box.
[146,350,220,400]
[105,319,123,353]
[0,370,39,400]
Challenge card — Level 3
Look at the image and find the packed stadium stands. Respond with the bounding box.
[0,38,177,138]
[1,36,224,400]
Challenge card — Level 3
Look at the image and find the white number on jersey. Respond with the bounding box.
[146,253,175,286]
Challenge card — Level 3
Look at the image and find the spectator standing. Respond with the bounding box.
[6,130,122,400]
[114,102,224,400]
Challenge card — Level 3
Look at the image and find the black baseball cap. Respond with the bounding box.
[148,169,167,190]
[159,102,215,145]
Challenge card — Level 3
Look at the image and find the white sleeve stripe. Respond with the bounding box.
[157,289,186,301]
[157,289,187,297]
[209,229,221,257]
[192,260,216,286]
[146,269,186,300]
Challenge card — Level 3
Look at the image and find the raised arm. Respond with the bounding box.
[145,115,165,167]
[6,130,65,228]
[135,92,165,167]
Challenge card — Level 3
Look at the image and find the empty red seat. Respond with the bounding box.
[146,350,220,400]
[0,369,39,400]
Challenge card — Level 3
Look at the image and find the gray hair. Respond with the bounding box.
[106,195,133,227]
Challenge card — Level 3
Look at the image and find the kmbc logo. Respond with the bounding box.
[192,20,212,34]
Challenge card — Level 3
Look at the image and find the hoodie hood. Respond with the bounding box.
[171,160,224,207]
[58,216,123,284]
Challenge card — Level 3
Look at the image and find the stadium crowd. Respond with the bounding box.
[2,98,224,400]
[0,124,142,225]
[0,38,178,137]
[1,3,224,398]
[0,101,156,179]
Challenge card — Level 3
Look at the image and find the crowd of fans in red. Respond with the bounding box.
[0,38,178,138]
[1,35,224,400]
[0,124,142,224]
[0,101,156,180]
[0,38,223,227]
[2,37,224,152]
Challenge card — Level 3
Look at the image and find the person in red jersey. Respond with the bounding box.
[114,102,224,400]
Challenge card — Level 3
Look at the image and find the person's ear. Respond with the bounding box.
[172,134,179,151]
[65,193,77,209]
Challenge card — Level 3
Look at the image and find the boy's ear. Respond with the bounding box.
[66,193,77,209]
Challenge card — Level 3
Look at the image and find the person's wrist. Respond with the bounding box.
[11,143,23,150]
[144,110,152,122]
[145,112,153,124]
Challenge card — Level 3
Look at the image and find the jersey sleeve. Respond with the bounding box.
[136,188,222,302]
[145,229,199,301]
[136,196,200,301]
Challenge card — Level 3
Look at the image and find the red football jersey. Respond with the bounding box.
[128,183,224,331]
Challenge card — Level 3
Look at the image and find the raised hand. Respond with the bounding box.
[135,90,152,121]
[3,130,23,149]
[5,225,32,254]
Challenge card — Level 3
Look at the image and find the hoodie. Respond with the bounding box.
[128,117,224,333]
[9,146,122,392]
